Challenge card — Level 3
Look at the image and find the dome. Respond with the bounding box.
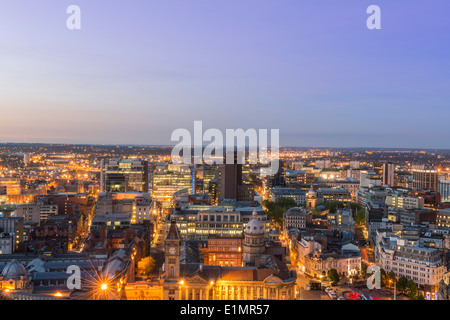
[1,260,27,279]
[245,209,264,235]
[307,187,317,197]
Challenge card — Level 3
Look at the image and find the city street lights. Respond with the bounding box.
[389,280,396,300]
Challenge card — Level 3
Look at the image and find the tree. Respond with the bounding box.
[406,280,418,299]
[386,270,396,289]
[355,208,366,225]
[327,269,340,283]
[397,276,408,293]
[263,197,297,224]
[361,262,368,278]
[416,292,425,300]
[137,256,155,277]
[379,268,389,288]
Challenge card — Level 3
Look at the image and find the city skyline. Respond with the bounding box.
[1,1,450,148]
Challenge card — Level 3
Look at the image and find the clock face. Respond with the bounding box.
[169,247,176,255]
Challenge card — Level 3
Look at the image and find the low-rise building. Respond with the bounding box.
[270,188,306,206]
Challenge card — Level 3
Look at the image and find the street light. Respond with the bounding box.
[389,280,396,300]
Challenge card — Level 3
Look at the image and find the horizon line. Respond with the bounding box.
[0,142,449,152]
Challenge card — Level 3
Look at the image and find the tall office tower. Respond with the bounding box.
[100,159,105,192]
[373,162,384,176]
[412,164,439,192]
[202,165,218,194]
[439,180,450,203]
[264,160,286,189]
[23,153,30,165]
[382,162,395,186]
[217,153,242,202]
[217,151,254,204]
[349,161,360,169]
[105,159,149,193]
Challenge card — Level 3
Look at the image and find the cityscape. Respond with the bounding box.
[0,144,449,301]
[1,1,450,313]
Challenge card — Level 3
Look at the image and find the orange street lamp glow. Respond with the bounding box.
[54,292,63,297]
[101,283,108,291]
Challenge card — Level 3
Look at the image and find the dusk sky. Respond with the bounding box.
[1,1,449,148]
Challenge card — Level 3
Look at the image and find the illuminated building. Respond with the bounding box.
[200,236,243,267]
[304,245,361,279]
[412,164,438,192]
[437,209,450,228]
[95,192,155,225]
[285,169,315,186]
[0,217,23,250]
[270,188,306,206]
[242,210,265,266]
[382,162,395,186]
[385,193,424,210]
[14,203,58,225]
[439,180,450,203]
[163,220,296,300]
[319,188,352,204]
[326,178,360,200]
[0,233,14,255]
[104,159,149,193]
[377,235,446,299]
[167,205,270,240]
[306,188,318,210]
[0,178,21,195]
[151,164,192,209]
[283,207,308,233]
[201,165,218,194]
[124,281,163,300]
[0,260,28,291]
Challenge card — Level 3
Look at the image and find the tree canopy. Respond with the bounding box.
[137,256,155,277]
[263,197,297,224]
[327,268,340,283]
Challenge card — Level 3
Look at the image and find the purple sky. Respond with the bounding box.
[1,1,449,148]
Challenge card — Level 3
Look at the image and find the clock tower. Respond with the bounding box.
[164,219,181,283]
